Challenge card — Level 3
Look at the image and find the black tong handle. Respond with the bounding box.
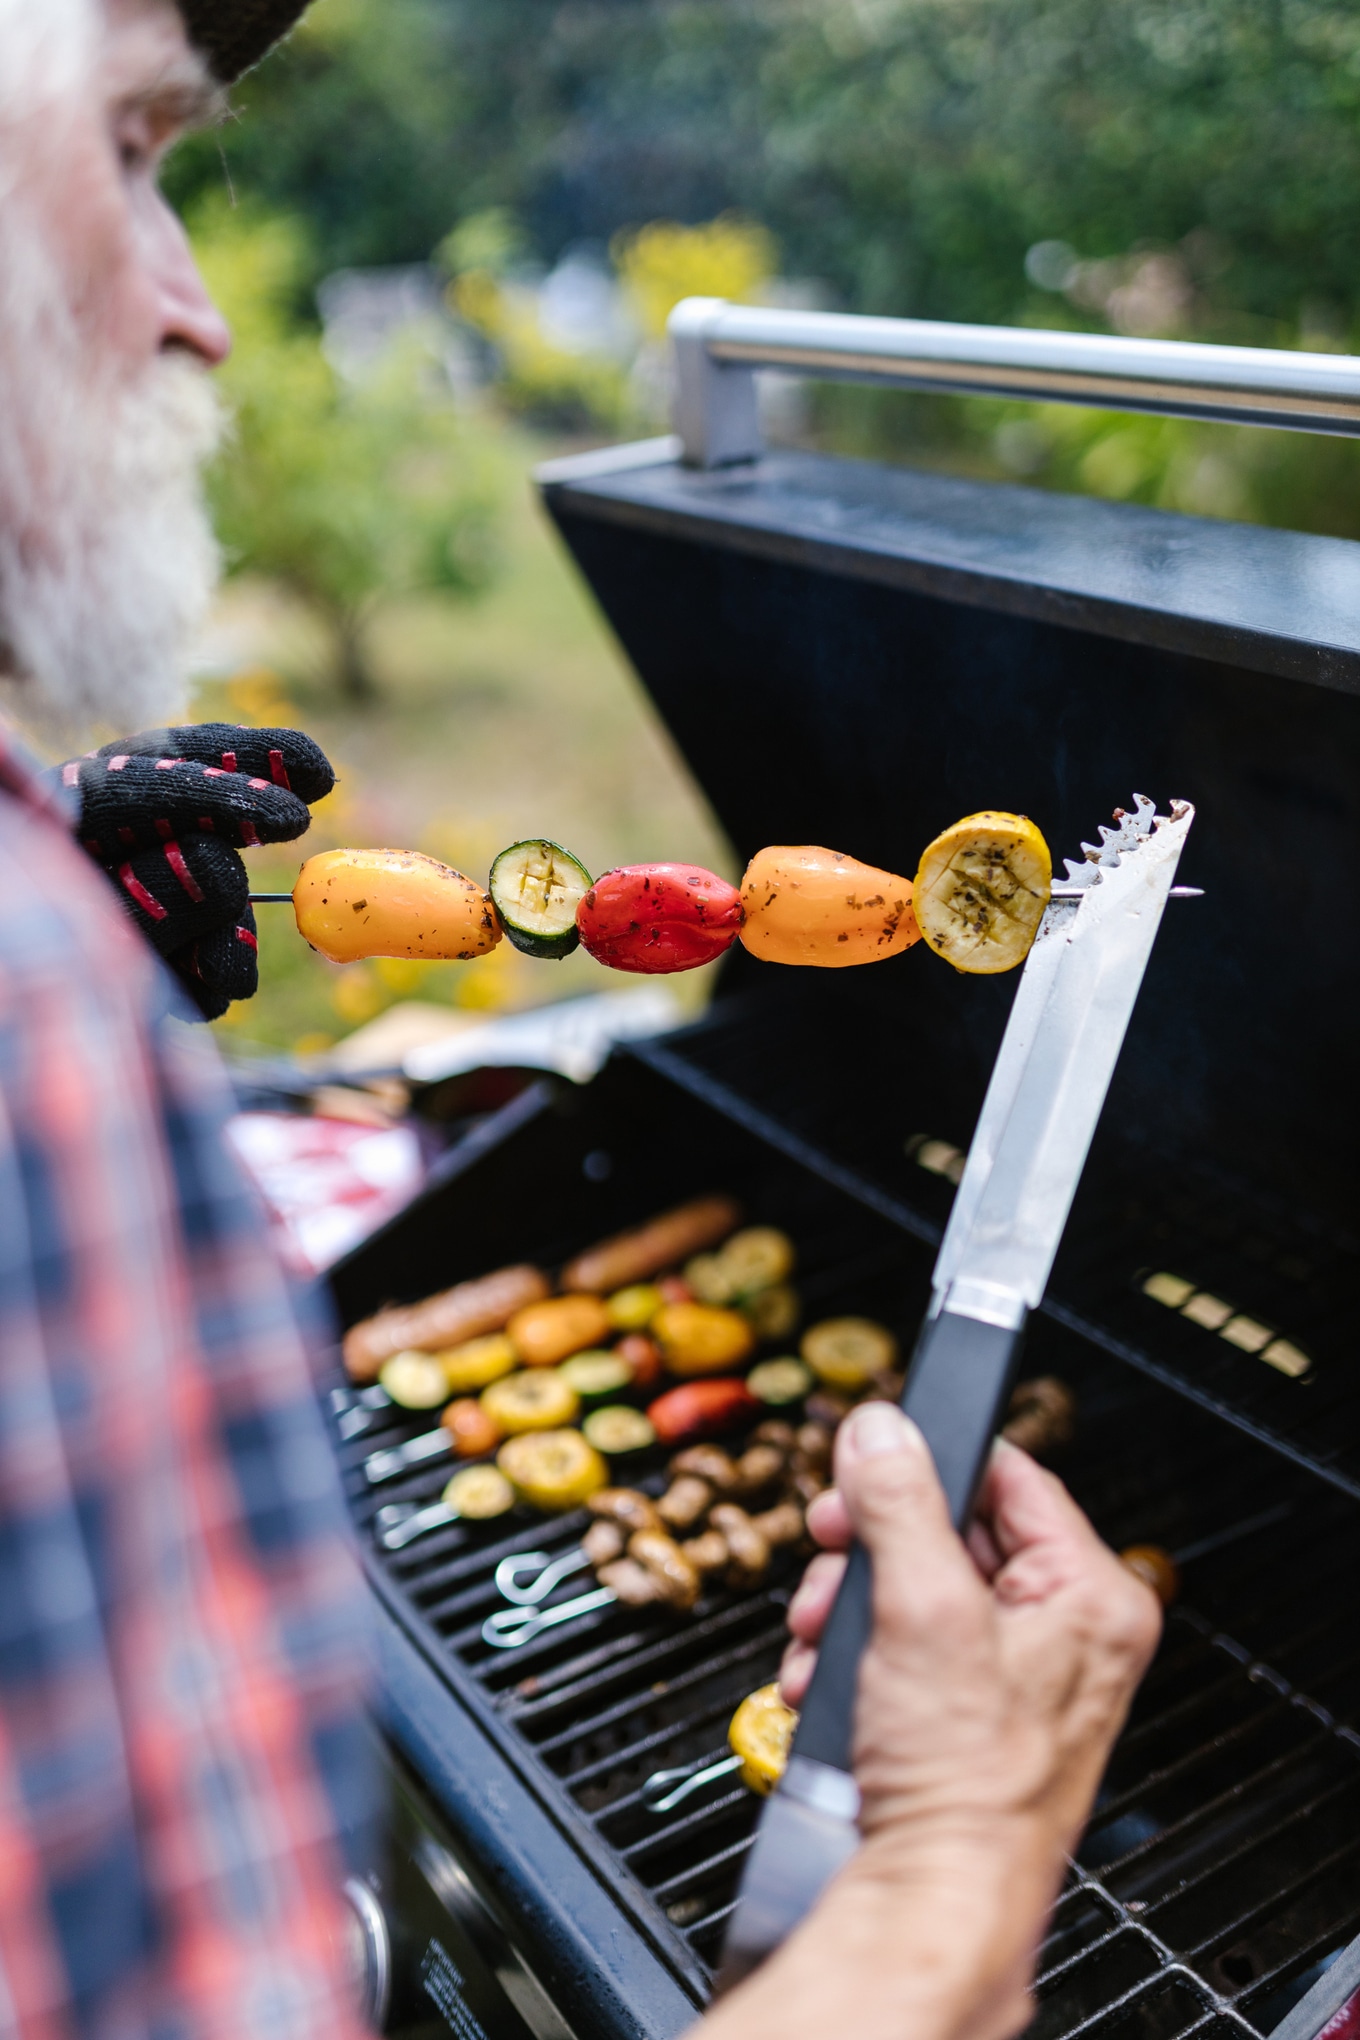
[790,1308,1026,1775]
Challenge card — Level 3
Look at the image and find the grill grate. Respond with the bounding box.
[331,1058,1359,2040]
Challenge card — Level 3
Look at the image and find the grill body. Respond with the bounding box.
[329,444,1360,2038]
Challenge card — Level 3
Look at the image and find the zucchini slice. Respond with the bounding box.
[489,839,591,958]
[583,1405,657,1455]
[561,1350,634,1401]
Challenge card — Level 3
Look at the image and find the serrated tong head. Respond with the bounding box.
[1048,795,1200,899]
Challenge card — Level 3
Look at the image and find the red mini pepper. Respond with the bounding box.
[647,1377,759,1445]
[576,863,744,974]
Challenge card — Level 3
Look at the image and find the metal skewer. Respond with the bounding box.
[248,891,295,903]
[252,886,1201,906]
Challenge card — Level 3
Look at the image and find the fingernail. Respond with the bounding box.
[846,1401,922,1459]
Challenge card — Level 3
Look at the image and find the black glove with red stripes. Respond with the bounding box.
[53,724,335,1020]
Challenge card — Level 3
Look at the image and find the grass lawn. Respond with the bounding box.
[195,423,733,1055]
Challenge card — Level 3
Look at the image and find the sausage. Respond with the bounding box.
[750,1501,805,1548]
[669,1445,740,1490]
[561,1195,742,1294]
[342,1263,550,1381]
[587,1488,662,1536]
[628,1531,702,1610]
[583,1519,626,1566]
[598,1557,662,1607]
[657,1476,713,1533]
[708,1503,771,1587]
[680,1529,730,1575]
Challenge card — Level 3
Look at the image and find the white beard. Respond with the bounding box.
[0,145,224,746]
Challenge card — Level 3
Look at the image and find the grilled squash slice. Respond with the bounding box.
[913,812,1052,974]
[728,1683,799,1794]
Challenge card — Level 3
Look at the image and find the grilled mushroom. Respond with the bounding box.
[750,1501,805,1548]
[597,1557,662,1607]
[679,1529,731,1575]
[1002,1377,1076,1459]
[731,1444,788,1499]
[708,1503,771,1586]
[657,1475,713,1533]
[628,1530,702,1610]
[669,1444,741,1490]
[582,1518,626,1566]
[588,1487,662,1536]
[751,1419,798,1452]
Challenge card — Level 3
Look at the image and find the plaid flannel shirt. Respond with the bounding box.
[0,728,375,2040]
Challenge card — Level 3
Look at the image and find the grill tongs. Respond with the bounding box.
[718,792,1196,1991]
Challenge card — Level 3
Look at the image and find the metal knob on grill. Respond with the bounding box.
[340,1876,393,2032]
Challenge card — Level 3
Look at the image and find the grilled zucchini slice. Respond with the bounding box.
[914,811,1052,974]
[489,839,591,958]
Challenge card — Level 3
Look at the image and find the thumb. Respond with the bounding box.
[836,1402,982,1629]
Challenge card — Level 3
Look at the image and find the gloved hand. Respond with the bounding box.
[53,724,335,1019]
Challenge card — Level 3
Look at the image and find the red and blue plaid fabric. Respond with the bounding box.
[0,728,375,2039]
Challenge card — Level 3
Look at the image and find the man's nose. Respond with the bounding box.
[151,200,231,365]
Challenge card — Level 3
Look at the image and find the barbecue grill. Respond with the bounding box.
[323,311,1360,2039]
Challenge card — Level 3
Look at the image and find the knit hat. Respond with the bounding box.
[174,1,312,83]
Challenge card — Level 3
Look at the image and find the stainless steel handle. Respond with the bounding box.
[341,1877,392,2032]
[668,296,1360,468]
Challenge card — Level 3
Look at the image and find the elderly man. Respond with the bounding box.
[0,1,1160,2035]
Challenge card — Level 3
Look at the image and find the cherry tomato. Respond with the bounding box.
[576,864,743,974]
[616,1331,664,1390]
[442,1397,504,1458]
[648,1377,760,1446]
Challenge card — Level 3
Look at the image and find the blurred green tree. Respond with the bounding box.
[192,196,499,699]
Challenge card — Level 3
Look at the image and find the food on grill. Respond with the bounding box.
[507,1293,613,1367]
[679,1529,730,1574]
[582,1519,626,1565]
[685,1225,796,1307]
[728,1683,798,1794]
[708,1502,771,1585]
[653,1301,756,1375]
[627,1530,703,1608]
[588,1487,663,1535]
[488,839,591,959]
[442,1397,504,1457]
[1120,1543,1181,1607]
[751,1500,806,1547]
[560,1350,633,1400]
[481,1369,580,1433]
[583,1406,657,1455]
[441,1332,519,1393]
[913,811,1052,974]
[606,1284,664,1330]
[671,1444,741,1490]
[801,1316,899,1389]
[576,863,744,974]
[344,1263,550,1381]
[1002,1376,1078,1458]
[442,1464,515,1520]
[614,1332,664,1388]
[738,845,920,968]
[747,1357,814,1405]
[562,1195,742,1294]
[742,1284,801,1341]
[595,1557,663,1606]
[498,1428,607,1510]
[731,1443,788,1497]
[648,1377,760,1446]
[378,1350,451,1409]
[294,847,502,964]
[658,1475,717,1532]
[804,1386,853,1429]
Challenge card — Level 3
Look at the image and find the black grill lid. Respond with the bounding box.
[540,445,1360,1229]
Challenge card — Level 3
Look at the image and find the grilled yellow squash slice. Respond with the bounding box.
[728,1682,799,1794]
[913,811,1051,974]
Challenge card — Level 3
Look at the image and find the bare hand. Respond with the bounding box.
[704,1402,1162,2040]
[783,1402,1160,1866]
